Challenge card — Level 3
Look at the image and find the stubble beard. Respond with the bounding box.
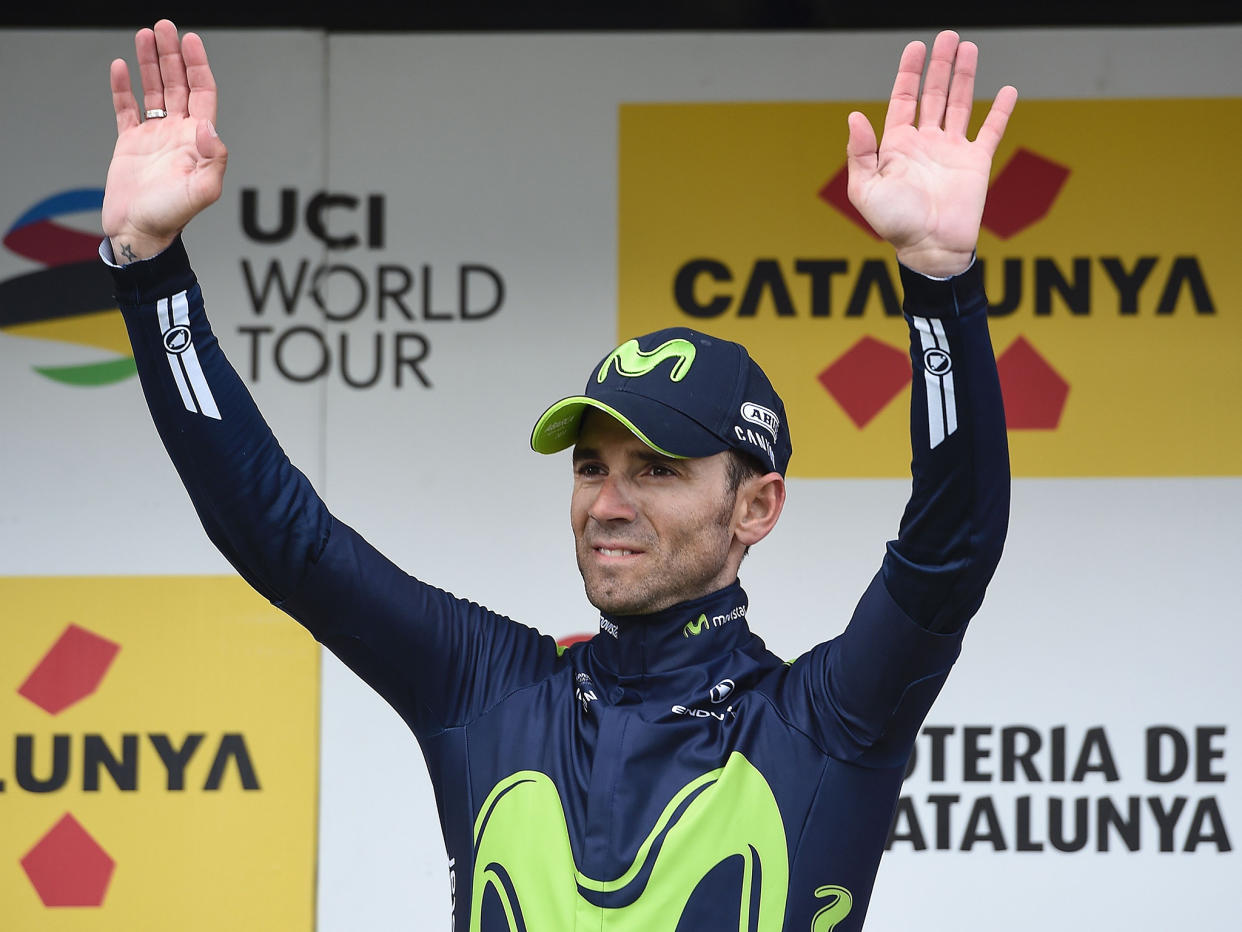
[578,489,738,617]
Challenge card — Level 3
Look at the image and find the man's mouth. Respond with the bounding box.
[594,546,642,557]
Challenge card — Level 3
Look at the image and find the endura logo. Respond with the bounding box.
[163,325,192,355]
[923,347,951,375]
[671,703,735,722]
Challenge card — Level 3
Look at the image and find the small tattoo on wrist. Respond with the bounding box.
[120,242,137,264]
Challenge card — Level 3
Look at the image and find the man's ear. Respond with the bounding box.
[734,473,786,547]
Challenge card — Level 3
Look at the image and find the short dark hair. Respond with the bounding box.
[726,449,767,494]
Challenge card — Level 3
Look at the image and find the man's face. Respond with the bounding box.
[571,412,741,616]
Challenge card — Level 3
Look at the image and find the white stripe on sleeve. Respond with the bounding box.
[931,318,957,439]
[162,296,198,415]
[170,291,221,420]
[912,316,955,449]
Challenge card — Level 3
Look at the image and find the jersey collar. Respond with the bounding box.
[590,580,751,676]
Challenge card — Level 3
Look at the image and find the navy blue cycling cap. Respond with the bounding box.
[530,327,792,476]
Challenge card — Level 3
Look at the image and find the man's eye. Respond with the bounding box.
[576,463,605,477]
[648,464,677,478]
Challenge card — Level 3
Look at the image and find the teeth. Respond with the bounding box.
[598,548,636,556]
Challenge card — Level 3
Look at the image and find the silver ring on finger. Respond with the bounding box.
[144,108,168,119]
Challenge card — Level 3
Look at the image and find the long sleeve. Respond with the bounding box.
[779,259,1009,764]
[107,236,330,603]
[881,261,1010,634]
[107,237,561,737]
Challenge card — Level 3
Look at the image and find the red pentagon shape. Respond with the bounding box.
[997,336,1070,429]
[818,336,912,428]
[817,165,882,240]
[20,813,116,907]
[981,147,1071,240]
[17,624,120,715]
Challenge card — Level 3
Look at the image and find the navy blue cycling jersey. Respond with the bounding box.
[108,237,1008,932]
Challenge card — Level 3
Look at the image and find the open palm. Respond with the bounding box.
[103,21,227,262]
[847,32,1017,278]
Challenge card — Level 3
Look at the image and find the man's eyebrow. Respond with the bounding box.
[633,448,680,466]
[571,446,682,467]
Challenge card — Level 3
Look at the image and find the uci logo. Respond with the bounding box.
[923,347,951,375]
[163,325,192,355]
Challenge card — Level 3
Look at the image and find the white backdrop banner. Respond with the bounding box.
[1,24,1238,931]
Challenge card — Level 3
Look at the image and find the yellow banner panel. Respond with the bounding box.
[618,99,1241,477]
[0,576,318,930]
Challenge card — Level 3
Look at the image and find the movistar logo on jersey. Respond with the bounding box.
[683,613,709,638]
[683,604,746,638]
[597,337,696,383]
[470,752,797,931]
[812,885,854,931]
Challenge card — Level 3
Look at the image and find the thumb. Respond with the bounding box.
[845,111,878,208]
[196,119,228,162]
[845,111,877,168]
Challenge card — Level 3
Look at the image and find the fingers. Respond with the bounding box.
[882,40,925,137]
[183,33,219,125]
[110,58,140,135]
[943,41,978,137]
[917,31,959,131]
[134,27,165,117]
[154,19,190,117]
[974,85,1019,157]
[885,31,1005,142]
[128,21,215,127]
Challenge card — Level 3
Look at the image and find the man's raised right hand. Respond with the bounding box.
[104,19,227,264]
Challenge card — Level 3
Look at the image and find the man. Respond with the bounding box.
[103,20,1012,931]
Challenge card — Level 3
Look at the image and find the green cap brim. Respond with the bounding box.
[530,396,683,458]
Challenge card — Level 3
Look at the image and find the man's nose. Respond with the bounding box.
[589,474,636,522]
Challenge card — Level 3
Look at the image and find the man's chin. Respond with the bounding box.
[583,577,655,617]
[586,590,639,616]
[579,560,633,613]
[586,587,685,618]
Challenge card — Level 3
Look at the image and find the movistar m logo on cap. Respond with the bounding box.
[598,338,696,383]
